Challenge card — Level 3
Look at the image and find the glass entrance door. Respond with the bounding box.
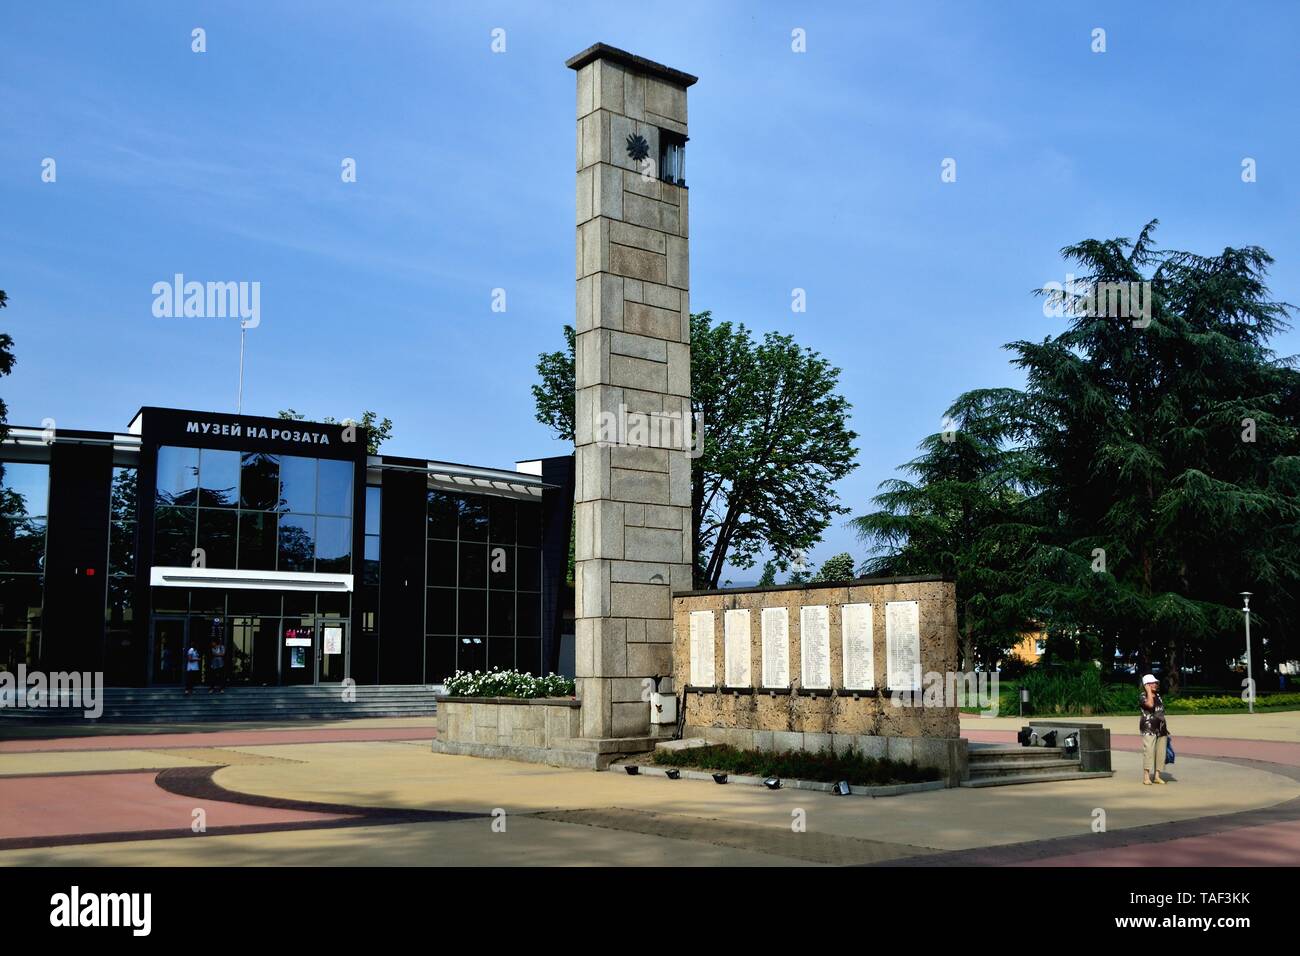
[151,616,187,685]
[318,620,348,682]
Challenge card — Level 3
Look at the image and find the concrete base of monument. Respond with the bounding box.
[432,696,670,769]
[429,737,657,770]
[681,725,970,787]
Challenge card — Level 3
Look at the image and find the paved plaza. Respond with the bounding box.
[0,713,1296,866]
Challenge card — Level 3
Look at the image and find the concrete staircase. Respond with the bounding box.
[961,744,1114,788]
[0,685,439,723]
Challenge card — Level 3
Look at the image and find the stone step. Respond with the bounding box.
[654,737,714,753]
[968,759,1083,776]
[969,746,1065,760]
[961,770,1114,788]
[1,684,440,723]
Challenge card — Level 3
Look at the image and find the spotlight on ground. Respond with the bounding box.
[1041,730,1059,748]
[665,769,680,780]
[832,780,851,796]
[624,765,639,775]
[712,772,728,784]
[763,777,781,790]
[1063,732,1079,756]
[1017,728,1037,747]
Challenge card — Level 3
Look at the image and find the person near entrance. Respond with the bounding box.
[209,634,227,694]
[1139,673,1170,785]
[184,643,201,695]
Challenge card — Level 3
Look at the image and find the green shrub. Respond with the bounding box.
[1018,662,1118,715]
[442,668,575,699]
[651,744,941,786]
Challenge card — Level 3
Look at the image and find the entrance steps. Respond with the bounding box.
[0,684,439,723]
[961,745,1114,788]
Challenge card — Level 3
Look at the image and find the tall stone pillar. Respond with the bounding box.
[568,44,697,740]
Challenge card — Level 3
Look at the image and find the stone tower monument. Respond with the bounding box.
[567,44,697,741]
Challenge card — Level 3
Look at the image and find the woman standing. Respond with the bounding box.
[1139,674,1170,785]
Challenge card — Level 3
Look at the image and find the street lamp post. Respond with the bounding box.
[1240,592,1254,715]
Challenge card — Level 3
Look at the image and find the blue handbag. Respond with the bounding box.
[1165,737,1175,764]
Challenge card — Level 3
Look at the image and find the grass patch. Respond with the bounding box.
[960,678,1300,717]
[650,744,942,786]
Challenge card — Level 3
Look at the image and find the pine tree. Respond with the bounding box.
[1010,221,1300,690]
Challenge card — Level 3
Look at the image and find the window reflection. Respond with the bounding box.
[197,449,239,508]
[197,509,238,567]
[278,456,317,514]
[425,489,546,677]
[240,452,280,510]
[315,516,351,573]
[237,511,277,571]
[155,446,199,506]
[317,460,353,517]
[278,515,315,571]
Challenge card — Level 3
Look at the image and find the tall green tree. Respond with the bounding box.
[278,408,393,455]
[532,312,859,588]
[857,222,1300,688]
[1011,221,1300,690]
[811,552,857,583]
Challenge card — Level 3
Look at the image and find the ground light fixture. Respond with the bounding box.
[1063,732,1079,756]
[763,777,781,790]
[1041,730,1058,748]
[664,769,680,780]
[712,772,728,784]
[624,765,639,775]
[1017,727,1036,747]
[833,780,851,796]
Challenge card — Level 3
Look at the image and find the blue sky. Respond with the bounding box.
[3,1,1298,580]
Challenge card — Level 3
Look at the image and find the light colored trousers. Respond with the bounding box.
[1141,733,1168,776]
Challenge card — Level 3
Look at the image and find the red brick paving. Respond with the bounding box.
[1020,818,1300,867]
[0,726,435,754]
[0,771,348,841]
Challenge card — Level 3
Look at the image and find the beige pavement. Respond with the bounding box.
[3,739,1295,865]
[0,816,809,867]
[0,749,217,776]
[212,742,1297,849]
[1,711,1294,866]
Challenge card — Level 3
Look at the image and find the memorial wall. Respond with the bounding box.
[672,575,961,742]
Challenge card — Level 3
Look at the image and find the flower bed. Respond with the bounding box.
[651,744,942,786]
[442,668,575,699]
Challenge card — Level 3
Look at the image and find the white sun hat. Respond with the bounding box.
[1141,674,1158,686]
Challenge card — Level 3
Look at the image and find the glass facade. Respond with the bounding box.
[149,589,348,687]
[0,461,49,671]
[0,411,565,689]
[149,446,355,686]
[105,466,138,683]
[154,446,354,574]
[425,490,542,683]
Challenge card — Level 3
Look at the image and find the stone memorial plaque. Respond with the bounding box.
[760,606,790,688]
[689,610,716,686]
[799,605,831,689]
[723,609,752,687]
[841,602,874,690]
[885,600,921,691]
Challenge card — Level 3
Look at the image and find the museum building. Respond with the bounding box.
[0,406,573,688]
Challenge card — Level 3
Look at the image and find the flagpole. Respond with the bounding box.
[237,324,246,414]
